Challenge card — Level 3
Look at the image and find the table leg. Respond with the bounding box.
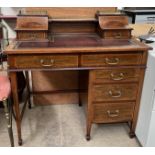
[25,71,32,109]
[78,71,82,106]
[9,72,22,146]
[86,70,93,141]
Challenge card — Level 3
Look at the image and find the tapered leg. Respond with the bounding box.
[86,70,93,141]
[9,72,22,146]
[3,99,14,147]
[86,120,92,141]
[25,71,32,109]
[78,71,82,107]
[8,98,15,146]
[78,94,82,107]
[129,121,136,138]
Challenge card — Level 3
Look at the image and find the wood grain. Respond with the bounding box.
[9,54,78,69]
[16,16,48,30]
[93,102,135,123]
[91,83,138,102]
[5,11,150,143]
[25,7,117,19]
[91,68,141,83]
[81,53,143,67]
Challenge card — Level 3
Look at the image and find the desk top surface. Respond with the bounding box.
[5,34,151,54]
[16,35,131,48]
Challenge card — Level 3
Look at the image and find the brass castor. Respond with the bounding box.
[129,132,135,138]
[86,135,91,141]
[18,139,23,146]
[28,103,31,109]
[79,103,82,107]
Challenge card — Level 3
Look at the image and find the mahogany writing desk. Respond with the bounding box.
[5,33,150,145]
[3,9,151,146]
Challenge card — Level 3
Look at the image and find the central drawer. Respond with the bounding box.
[92,83,138,102]
[93,102,135,123]
[10,54,78,69]
[81,53,142,67]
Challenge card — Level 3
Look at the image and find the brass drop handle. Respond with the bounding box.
[40,59,55,67]
[107,110,119,117]
[109,90,121,98]
[110,73,124,81]
[105,58,119,65]
[114,32,122,39]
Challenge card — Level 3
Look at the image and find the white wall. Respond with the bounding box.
[0,7,23,38]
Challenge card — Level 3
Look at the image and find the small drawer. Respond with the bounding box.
[91,83,138,102]
[92,68,140,83]
[81,53,142,67]
[17,32,47,40]
[93,102,135,123]
[102,29,131,39]
[9,54,78,69]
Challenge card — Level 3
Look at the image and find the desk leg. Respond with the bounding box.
[9,72,22,146]
[86,71,93,141]
[78,71,82,106]
[25,71,32,109]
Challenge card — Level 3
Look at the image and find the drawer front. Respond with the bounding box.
[103,30,131,39]
[92,83,138,102]
[10,55,78,69]
[17,32,47,40]
[93,102,135,123]
[81,54,142,67]
[92,68,140,83]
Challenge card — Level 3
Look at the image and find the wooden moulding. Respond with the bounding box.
[25,7,117,19]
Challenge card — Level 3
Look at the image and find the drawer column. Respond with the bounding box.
[86,66,141,140]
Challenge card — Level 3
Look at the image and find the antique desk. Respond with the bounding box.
[4,12,151,145]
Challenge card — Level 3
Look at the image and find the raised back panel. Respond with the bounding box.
[25,7,117,19]
[50,21,97,34]
[24,7,117,34]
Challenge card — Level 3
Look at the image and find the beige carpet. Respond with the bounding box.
[0,103,140,147]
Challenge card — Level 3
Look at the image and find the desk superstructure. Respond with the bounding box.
[5,9,150,145]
